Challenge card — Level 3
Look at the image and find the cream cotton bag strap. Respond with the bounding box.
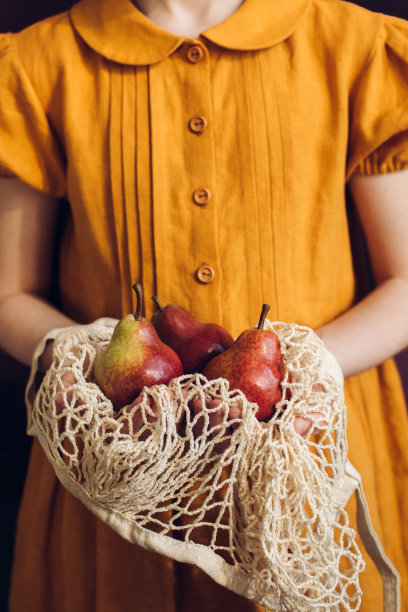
[26,319,400,610]
[340,461,401,612]
[319,343,401,611]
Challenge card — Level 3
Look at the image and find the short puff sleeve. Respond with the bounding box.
[0,34,66,196]
[347,14,408,179]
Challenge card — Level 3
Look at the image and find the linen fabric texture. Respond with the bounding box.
[1,0,408,609]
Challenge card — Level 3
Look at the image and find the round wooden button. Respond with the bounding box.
[187,45,204,63]
[189,115,207,134]
[193,188,211,206]
[196,264,215,284]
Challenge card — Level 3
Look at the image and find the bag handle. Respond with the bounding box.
[355,480,401,612]
[342,461,401,611]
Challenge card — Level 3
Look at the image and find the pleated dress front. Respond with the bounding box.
[1,0,408,609]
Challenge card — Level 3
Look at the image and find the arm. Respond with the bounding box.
[0,178,75,370]
[316,169,408,378]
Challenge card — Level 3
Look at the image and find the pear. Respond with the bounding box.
[202,304,285,421]
[94,284,183,409]
[151,296,234,374]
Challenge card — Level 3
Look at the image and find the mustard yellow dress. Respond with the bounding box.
[1,0,408,609]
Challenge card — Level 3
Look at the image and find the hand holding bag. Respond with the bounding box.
[26,318,400,611]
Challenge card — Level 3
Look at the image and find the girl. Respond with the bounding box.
[1,0,408,609]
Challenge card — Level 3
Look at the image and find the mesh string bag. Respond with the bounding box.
[31,318,383,610]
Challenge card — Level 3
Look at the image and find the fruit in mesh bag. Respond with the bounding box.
[203,304,286,421]
[150,296,234,373]
[93,284,183,409]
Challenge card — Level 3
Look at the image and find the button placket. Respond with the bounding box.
[149,42,221,316]
[183,42,219,290]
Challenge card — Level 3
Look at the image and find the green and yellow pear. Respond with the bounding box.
[94,284,183,409]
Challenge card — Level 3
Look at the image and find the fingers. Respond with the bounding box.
[53,371,86,463]
[55,371,327,446]
[311,382,325,393]
[189,398,242,454]
[173,388,189,427]
[292,381,329,436]
[190,398,227,453]
[118,395,157,439]
[117,388,188,440]
[54,371,83,416]
[294,412,328,436]
[206,400,228,451]
[188,396,326,442]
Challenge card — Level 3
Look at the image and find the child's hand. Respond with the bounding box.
[52,361,327,461]
[117,388,188,440]
[293,382,328,436]
[190,398,242,454]
[189,383,328,454]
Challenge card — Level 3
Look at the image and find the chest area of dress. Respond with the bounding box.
[63,41,350,223]
[60,42,356,331]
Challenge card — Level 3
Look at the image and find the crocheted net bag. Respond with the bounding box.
[31,318,367,611]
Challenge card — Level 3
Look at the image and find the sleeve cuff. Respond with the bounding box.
[355,154,408,176]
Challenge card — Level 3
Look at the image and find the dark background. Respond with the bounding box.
[1,0,408,609]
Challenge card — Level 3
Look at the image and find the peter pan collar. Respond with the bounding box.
[70,0,311,65]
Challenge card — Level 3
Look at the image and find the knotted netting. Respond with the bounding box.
[32,319,365,610]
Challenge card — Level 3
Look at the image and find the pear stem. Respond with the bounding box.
[151,296,164,312]
[132,283,144,321]
[257,304,270,330]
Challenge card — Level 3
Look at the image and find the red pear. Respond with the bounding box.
[151,297,234,374]
[94,284,183,410]
[203,304,285,421]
